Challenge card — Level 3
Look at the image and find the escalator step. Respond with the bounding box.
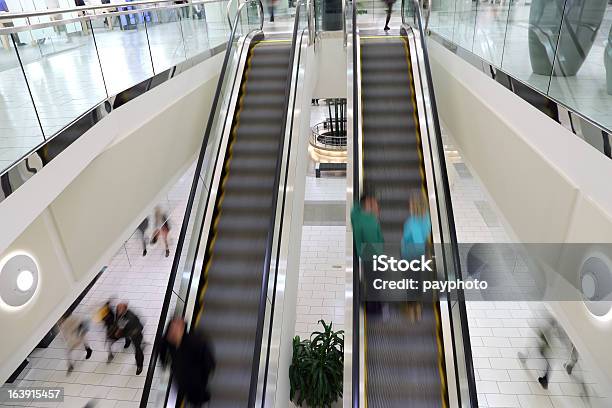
[197,41,292,407]
[361,37,444,408]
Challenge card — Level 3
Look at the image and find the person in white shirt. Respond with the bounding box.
[60,315,93,374]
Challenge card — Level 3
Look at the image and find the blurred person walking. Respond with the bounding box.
[419,0,430,31]
[60,315,93,374]
[0,0,27,47]
[400,191,431,321]
[518,318,557,389]
[115,303,146,374]
[267,0,277,22]
[160,318,216,406]
[383,0,396,31]
[96,301,131,363]
[136,217,149,257]
[351,190,384,312]
[152,206,171,257]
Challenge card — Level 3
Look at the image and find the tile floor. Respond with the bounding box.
[0,164,195,408]
[442,123,611,408]
[294,103,347,340]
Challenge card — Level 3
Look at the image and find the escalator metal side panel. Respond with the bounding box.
[345,16,360,408]
[401,26,461,407]
[257,30,311,407]
[360,35,448,408]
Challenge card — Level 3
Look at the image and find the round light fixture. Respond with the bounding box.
[0,253,39,308]
[16,270,34,292]
[580,256,612,318]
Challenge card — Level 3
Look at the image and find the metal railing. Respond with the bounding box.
[310,120,347,151]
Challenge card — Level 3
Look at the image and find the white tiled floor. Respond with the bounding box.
[295,226,346,340]
[442,124,611,408]
[0,164,195,408]
[294,103,347,339]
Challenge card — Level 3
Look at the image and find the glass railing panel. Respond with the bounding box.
[171,175,208,302]
[451,0,477,53]
[146,7,187,73]
[428,0,456,40]
[500,0,564,94]
[15,19,108,137]
[471,2,510,67]
[180,3,215,60]
[0,34,45,174]
[203,0,230,48]
[548,2,612,132]
[354,0,402,28]
[89,12,154,97]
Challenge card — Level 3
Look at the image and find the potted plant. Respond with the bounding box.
[289,320,344,408]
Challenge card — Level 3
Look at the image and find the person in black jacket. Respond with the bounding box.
[160,318,216,406]
[115,303,145,374]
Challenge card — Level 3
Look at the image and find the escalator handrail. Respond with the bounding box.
[401,1,479,406]
[247,2,311,405]
[350,1,360,407]
[227,0,264,31]
[139,2,264,406]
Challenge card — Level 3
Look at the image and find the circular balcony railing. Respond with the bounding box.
[310,120,347,151]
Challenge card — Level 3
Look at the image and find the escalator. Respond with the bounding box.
[138,1,315,405]
[359,34,447,408]
[350,2,478,406]
[193,40,292,407]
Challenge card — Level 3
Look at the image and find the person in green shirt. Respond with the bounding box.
[351,193,384,260]
[352,192,385,308]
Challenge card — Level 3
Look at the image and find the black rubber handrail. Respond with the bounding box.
[401,1,479,406]
[139,3,263,406]
[247,2,307,406]
[350,0,360,407]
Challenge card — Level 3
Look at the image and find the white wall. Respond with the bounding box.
[273,40,316,408]
[0,52,224,382]
[428,39,612,389]
[313,32,347,99]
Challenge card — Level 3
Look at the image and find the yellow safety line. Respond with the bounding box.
[257,39,291,43]
[363,309,368,408]
[402,36,449,408]
[360,34,448,407]
[361,35,404,39]
[195,44,255,325]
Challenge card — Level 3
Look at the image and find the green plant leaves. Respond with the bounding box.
[289,320,344,408]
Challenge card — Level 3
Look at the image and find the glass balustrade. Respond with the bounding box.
[0,0,231,175]
[426,0,612,134]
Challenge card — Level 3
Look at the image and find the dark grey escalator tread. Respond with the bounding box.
[361,37,444,408]
[198,41,291,407]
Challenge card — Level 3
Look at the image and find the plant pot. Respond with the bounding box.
[528,0,607,76]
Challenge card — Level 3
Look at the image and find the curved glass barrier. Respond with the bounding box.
[426,0,612,134]
[0,0,231,174]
